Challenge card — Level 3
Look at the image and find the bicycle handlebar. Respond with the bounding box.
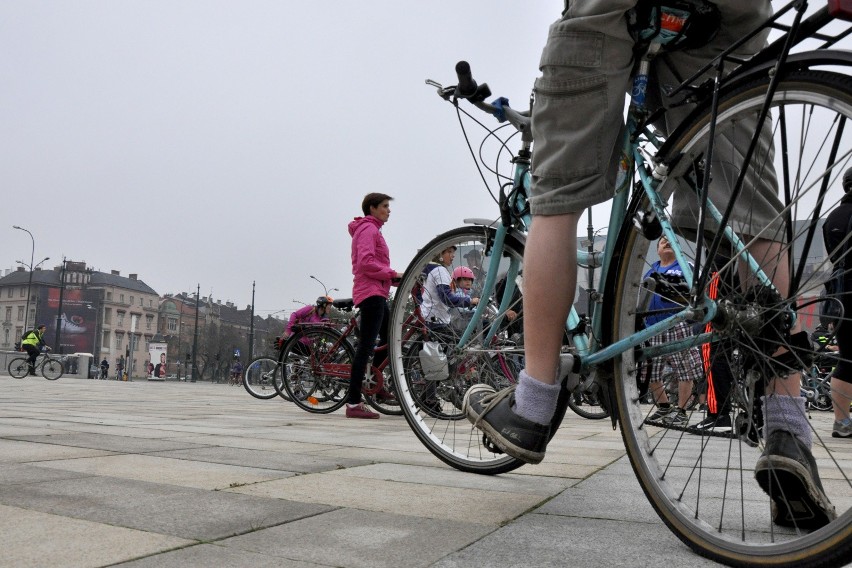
[427,61,531,134]
[455,61,478,98]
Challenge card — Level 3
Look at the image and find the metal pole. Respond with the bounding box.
[54,258,66,352]
[191,284,199,382]
[248,281,255,362]
[13,226,34,333]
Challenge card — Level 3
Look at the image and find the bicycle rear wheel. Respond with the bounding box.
[281,327,353,414]
[389,226,527,474]
[611,70,852,566]
[243,356,283,400]
[8,357,29,379]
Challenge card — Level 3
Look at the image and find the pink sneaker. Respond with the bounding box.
[346,402,379,419]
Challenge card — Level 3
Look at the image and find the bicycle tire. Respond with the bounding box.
[389,225,528,474]
[364,368,404,416]
[281,326,353,414]
[8,357,29,379]
[566,381,609,420]
[41,357,63,380]
[243,356,283,400]
[610,70,852,567]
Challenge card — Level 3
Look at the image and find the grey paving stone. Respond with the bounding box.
[150,445,371,473]
[432,513,721,568]
[0,503,192,568]
[0,474,333,541]
[0,462,95,485]
[221,507,494,568]
[4,432,211,454]
[112,543,325,568]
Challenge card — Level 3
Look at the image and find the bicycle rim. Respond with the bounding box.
[41,358,63,380]
[389,226,527,474]
[611,71,852,566]
[281,327,352,414]
[243,357,282,400]
[8,358,28,379]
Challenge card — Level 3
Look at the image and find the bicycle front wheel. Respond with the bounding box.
[611,70,852,567]
[8,357,29,379]
[243,357,283,400]
[41,357,63,380]
[389,226,527,474]
[281,327,353,414]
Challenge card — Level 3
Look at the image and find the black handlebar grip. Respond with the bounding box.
[455,61,477,97]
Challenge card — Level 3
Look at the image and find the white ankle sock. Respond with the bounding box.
[513,369,561,426]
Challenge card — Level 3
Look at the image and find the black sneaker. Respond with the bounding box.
[754,430,836,530]
[693,414,732,433]
[463,384,550,464]
[648,404,672,421]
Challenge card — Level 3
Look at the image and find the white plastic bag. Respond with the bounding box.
[418,341,449,381]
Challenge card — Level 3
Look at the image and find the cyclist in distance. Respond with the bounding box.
[284,296,334,340]
[346,192,403,419]
[21,324,48,376]
[464,0,837,529]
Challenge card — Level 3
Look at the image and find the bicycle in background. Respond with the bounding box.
[8,347,64,381]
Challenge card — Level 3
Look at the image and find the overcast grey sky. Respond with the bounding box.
[0,1,556,317]
[1,2,840,318]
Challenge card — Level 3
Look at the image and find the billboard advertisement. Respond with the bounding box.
[38,287,99,354]
[149,343,168,379]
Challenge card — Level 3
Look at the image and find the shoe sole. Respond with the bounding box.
[462,388,545,465]
[832,431,852,438]
[754,454,836,530]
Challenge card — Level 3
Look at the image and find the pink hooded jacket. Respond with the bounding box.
[348,215,396,306]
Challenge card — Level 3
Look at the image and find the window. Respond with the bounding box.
[167,317,177,332]
[133,335,140,352]
[3,328,8,346]
[106,291,112,301]
[6,288,11,298]
[28,308,34,324]
[102,330,110,350]
[115,333,124,349]
[117,311,125,327]
[120,294,124,303]
[149,299,153,308]
[104,308,112,325]
[4,307,11,322]
[129,296,134,305]
[17,306,24,321]
[19,287,25,297]
[145,315,153,330]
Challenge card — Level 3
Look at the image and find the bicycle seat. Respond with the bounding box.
[332,298,355,311]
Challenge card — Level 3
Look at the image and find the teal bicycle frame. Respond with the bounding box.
[453,28,785,379]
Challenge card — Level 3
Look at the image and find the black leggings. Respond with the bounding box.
[348,296,389,404]
[23,344,40,367]
[832,294,852,384]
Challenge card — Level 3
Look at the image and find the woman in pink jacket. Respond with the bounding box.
[346,193,402,419]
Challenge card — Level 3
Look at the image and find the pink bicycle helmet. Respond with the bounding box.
[452,266,475,280]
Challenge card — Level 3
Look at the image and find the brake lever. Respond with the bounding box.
[426,79,456,101]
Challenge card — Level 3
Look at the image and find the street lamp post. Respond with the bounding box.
[12,226,35,333]
[309,275,339,298]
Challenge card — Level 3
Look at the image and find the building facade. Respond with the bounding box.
[0,261,159,377]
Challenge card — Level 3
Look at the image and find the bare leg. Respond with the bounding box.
[650,381,669,405]
[523,212,581,385]
[678,380,694,409]
[832,378,851,423]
